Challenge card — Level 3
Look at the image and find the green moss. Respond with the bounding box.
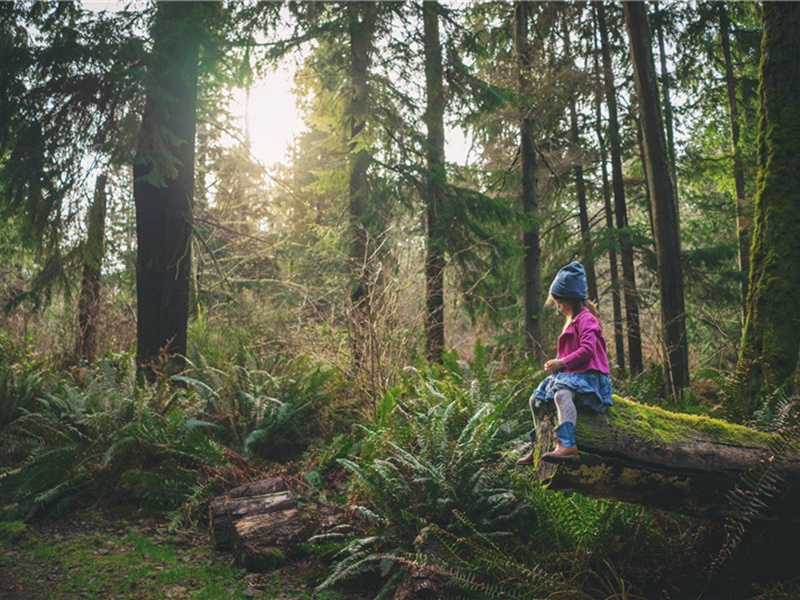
[736,2,800,410]
[0,520,29,542]
[599,395,773,446]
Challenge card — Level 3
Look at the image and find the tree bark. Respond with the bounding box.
[564,19,598,304]
[347,3,377,368]
[570,105,598,304]
[719,3,751,319]
[209,477,292,550]
[532,398,800,521]
[76,173,107,364]
[134,2,201,373]
[516,1,543,360]
[596,2,643,375]
[624,1,690,396]
[423,1,446,364]
[654,2,678,193]
[593,32,625,373]
[737,3,800,409]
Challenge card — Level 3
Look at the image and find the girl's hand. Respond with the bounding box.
[544,359,564,374]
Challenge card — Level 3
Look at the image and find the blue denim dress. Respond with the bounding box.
[532,371,613,413]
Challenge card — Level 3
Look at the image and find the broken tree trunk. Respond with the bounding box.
[533,396,800,521]
[209,477,296,551]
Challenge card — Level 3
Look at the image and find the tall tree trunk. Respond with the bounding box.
[564,19,598,303]
[719,3,750,319]
[570,103,598,303]
[134,2,201,373]
[596,2,643,374]
[75,173,107,364]
[423,2,446,364]
[654,2,678,193]
[737,2,800,410]
[346,4,377,367]
[515,1,543,359]
[593,27,625,373]
[623,1,690,396]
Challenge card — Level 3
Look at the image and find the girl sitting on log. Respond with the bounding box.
[517,261,613,464]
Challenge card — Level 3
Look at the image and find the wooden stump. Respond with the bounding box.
[233,509,314,572]
[210,477,297,551]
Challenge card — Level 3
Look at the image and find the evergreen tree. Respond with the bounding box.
[737,2,800,408]
[75,174,108,363]
[718,3,751,317]
[624,1,690,396]
[515,1,543,358]
[596,2,643,375]
[423,1,447,364]
[134,2,215,370]
[0,3,140,308]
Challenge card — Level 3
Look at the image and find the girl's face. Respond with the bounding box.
[554,298,573,317]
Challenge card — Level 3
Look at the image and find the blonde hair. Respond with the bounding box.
[547,294,601,333]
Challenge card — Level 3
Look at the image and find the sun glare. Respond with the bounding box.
[236,64,307,169]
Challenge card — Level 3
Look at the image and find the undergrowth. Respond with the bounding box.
[0,347,339,524]
[314,345,681,598]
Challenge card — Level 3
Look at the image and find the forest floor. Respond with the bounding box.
[0,509,350,600]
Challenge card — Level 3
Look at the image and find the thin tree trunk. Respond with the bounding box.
[76,173,107,364]
[134,2,201,373]
[564,18,598,303]
[570,103,597,303]
[719,3,750,319]
[596,2,643,374]
[347,4,377,367]
[593,25,625,373]
[737,2,800,411]
[516,1,543,359]
[422,2,446,364]
[623,0,690,396]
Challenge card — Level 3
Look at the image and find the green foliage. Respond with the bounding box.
[0,348,338,521]
[712,390,800,576]
[176,345,340,459]
[0,355,220,519]
[318,352,667,597]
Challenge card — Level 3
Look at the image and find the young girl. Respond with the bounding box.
[517,261,613,464]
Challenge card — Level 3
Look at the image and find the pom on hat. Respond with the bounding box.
[549,261,587,300]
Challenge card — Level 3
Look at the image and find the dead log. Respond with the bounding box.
[210,477,297,550]
[232,509,314,572]
[533,396,800,521]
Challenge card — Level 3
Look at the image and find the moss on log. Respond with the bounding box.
[534,396,800,521]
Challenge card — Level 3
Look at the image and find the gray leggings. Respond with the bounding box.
[529,388,577,428]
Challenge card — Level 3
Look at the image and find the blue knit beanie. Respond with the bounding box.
[549,261,587,300]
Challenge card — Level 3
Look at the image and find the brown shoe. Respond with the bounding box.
[516,450,535,466]
[541,444,579,462]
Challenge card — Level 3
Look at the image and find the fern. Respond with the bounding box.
[711,393,800,575]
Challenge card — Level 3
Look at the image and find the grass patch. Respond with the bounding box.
[0,514,337,599]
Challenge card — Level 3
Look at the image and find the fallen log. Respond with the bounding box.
[533,396,800,521]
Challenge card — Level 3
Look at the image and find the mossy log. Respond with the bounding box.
[534,396,800,521]
[209,477,297,550]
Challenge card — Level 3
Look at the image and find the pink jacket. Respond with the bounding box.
[557,308,610,374]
